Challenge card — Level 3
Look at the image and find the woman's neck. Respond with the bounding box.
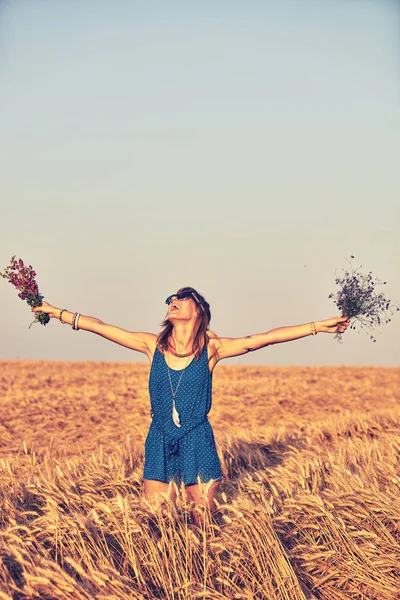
[169,323,195,353]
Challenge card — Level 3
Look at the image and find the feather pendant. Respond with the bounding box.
[172,399,181,428]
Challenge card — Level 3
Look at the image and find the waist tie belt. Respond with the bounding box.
[152,416,208,458]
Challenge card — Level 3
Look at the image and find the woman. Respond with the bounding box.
[32,287,350,514]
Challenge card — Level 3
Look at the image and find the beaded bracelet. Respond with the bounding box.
[59,309,68,324]
[310,321,317,336]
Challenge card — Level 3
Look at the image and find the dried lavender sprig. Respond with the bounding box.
[1,256,50,326]
[329,256,399,342]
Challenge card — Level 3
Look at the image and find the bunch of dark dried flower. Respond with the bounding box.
[329,256,399,342]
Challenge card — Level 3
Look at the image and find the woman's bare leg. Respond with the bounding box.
[143,479,177,511]
[185,479,221,525]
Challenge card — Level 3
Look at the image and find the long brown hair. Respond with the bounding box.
[157,286,211,360]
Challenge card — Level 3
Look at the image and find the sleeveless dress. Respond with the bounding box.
[143,346,223,486]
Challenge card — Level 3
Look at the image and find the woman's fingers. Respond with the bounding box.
[335,317,350,333]
[31,301,54,314]
[322,316,351,333]
[31,304,45,312]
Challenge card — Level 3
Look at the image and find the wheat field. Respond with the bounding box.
[0,360,399,600]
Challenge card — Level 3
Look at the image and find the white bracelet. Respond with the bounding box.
[75,313,81,331]
[71,312,78,330]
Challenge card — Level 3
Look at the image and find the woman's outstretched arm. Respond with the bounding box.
[210,316,350,361]
[32,301,156,356]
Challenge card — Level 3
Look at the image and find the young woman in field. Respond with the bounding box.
[32,289,349,516]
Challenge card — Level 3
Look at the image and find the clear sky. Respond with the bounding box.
[1,0,399,366]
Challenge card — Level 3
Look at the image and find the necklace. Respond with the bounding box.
[166,352,191,428]
[168,343,194,358]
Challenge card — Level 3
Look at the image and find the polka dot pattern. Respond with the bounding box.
[143,347,222,486]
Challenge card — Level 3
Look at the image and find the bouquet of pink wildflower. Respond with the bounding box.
[329,256,399,342]
[1,256,50,326]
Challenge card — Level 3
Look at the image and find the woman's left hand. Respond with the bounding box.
[318,316,351,334]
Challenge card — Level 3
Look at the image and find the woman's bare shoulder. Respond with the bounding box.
[207,330,221,342]
[207,331,223,356]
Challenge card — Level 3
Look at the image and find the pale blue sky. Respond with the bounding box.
[1,0,399,365]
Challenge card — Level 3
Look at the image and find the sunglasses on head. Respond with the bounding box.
[165,291,195,305]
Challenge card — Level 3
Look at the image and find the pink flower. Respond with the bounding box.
[1,256,50,326]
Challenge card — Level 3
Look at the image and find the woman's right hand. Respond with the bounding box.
[31,301,60,319]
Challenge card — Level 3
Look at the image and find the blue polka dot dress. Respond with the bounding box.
[143,346,223,486]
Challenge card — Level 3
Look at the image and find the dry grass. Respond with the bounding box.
[0,360,399,599]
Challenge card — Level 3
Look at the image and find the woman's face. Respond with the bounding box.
[167,294,198,323]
